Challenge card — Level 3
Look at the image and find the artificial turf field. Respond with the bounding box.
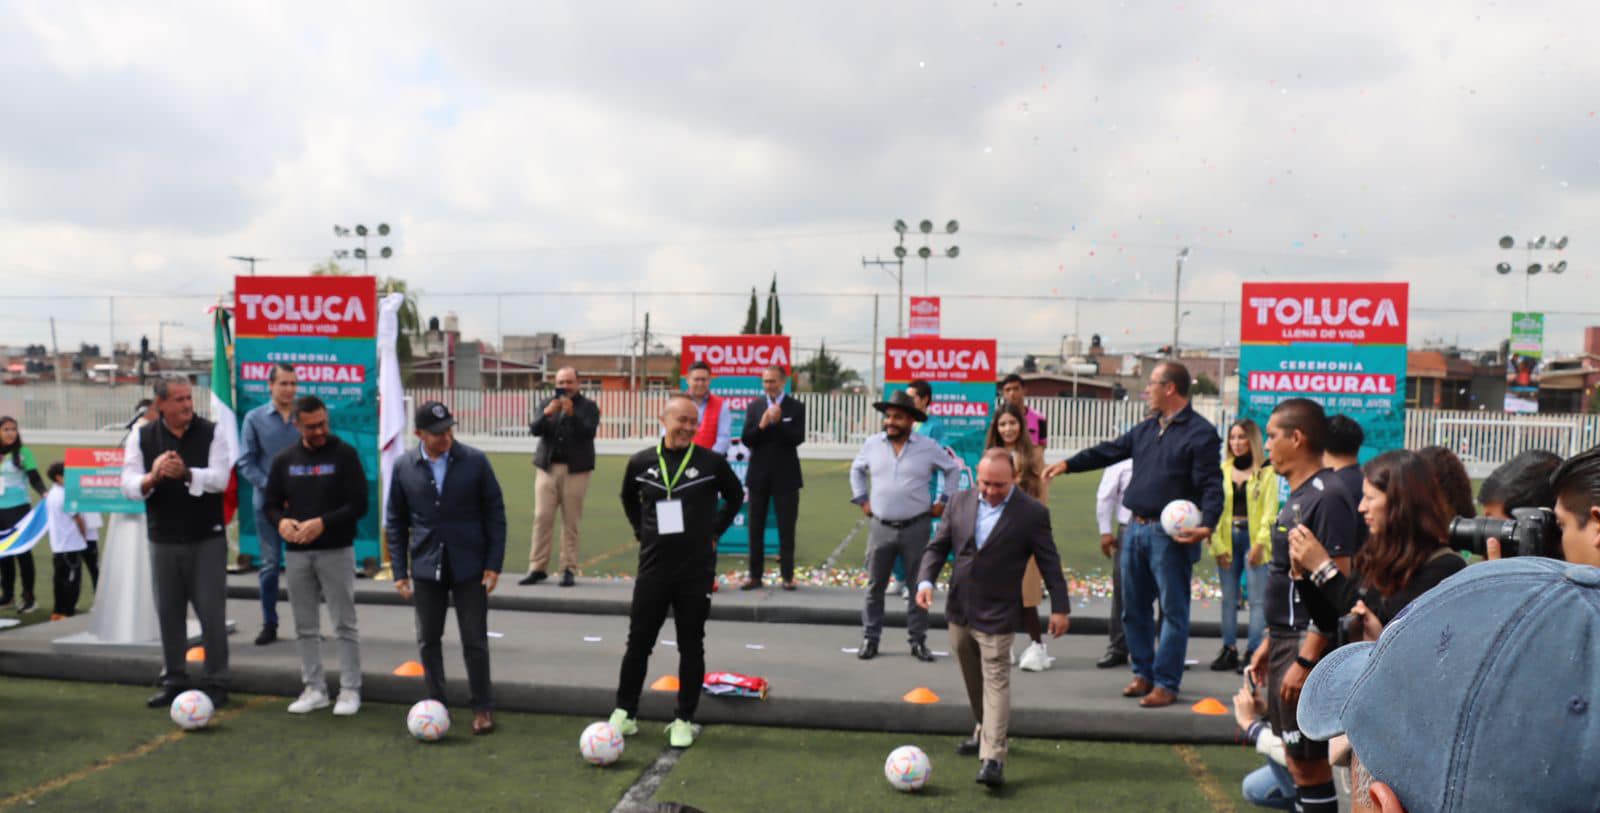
[3,446,1231,631]
[1,677,1265,812]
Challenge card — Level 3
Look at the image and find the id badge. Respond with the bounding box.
[656,499,685,534]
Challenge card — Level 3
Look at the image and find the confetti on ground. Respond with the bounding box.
[583,636,603,643]
[487,631,504,639]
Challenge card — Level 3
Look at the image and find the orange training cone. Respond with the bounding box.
[392,660,426,677]
[902,687,940,704]
[185,646,205,662]
[650,675,681,692]
[1191,697,1229,716]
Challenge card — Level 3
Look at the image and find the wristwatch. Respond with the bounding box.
[1295,655,1318,670]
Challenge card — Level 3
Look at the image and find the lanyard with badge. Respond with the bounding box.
[655,442,692,535]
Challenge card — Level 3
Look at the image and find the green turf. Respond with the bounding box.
[3,676,1267,812]
[7,445,1218,631]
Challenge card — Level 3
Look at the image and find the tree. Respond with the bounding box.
[758,275,783,335]
[311,260,350,276]
[741,287,759,334]
[1192,373,1220,397]
[797,340,859,392]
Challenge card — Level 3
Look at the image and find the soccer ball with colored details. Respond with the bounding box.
[1160,499,1201,538]
[169,690,214,730]
[407,699,450,741]
[884,745,932,792]
[579,721,626,766]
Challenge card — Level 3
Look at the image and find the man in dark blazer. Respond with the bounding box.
[739,364,805,590]
[387,401,508,735]
[916,449,1070,790]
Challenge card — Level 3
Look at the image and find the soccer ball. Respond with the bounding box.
[407,699,451,741]
[884,745,932,792]
[578,721,625,766]
[169,690,214,730]
[728,441,749,464]
[1160,499,1201,538]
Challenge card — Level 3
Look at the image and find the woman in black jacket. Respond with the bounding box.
[1289,449,1465,642]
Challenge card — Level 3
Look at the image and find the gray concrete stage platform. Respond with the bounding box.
[225,573,1252,639]
[0,598,1245,744]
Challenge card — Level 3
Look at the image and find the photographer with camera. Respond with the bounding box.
[1551,445,1600,566]
[523,366,601,588]
[1288,450,1465,643]
[1464,450,1563,561]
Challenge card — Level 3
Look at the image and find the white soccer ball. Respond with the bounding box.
[579,721,626,766]
[1160,499,1202,538]
[884,745,932,792]
[169,689,214,730]
[407,699,451,742]
[729,442,749,464]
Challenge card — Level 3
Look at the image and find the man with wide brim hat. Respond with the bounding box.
[850,389,961,661]
[872,390,928,424]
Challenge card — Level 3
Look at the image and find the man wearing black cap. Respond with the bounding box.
[849,390,963,661]
[386,401,507,735]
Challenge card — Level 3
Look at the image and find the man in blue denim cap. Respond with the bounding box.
[1297,557,1600,811]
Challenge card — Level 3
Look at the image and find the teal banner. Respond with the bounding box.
[64,448,144,514]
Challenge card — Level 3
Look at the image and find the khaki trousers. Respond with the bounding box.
[949,621,1013,763]
[530,464,590,573]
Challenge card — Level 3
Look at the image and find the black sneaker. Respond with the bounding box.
[1209,645,1240,672]
[518,571,548,586]
[147,687,182,708]
[254,625,278,646]
[560,569,575,587]
[18,595,36,614]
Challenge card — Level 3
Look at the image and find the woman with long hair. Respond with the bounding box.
[0,416,48,612]
[1417,445,1476,520]
[984,403,1053,671]
[1208,418,1277,671]
[1289,449,1464,642]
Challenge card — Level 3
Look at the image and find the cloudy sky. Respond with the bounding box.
[3,0,1597,371]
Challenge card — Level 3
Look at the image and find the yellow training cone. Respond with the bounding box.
[650,675,681,692]
[902,687,940,704]
[392,660,426,677]
[185,646,205,662]
[1191,697,1229,716]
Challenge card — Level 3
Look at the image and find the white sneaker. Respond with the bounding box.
[332,689,361,716]
[288,687,331,714]
[1018,641,1053,672]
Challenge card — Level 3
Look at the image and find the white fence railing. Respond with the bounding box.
[7,385,1600,469]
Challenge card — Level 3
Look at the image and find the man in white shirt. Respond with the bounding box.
[1095,459,1133,668]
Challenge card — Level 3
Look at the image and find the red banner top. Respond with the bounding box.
[1240,282,1409,345]
[884,337,998,383]
[65,447,125,468]
[235,275,378,339]
[680,335,794,377]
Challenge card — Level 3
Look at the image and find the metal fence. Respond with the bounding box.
[8,385,1600,468]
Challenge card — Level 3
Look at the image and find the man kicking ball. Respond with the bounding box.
[610,394,744,748]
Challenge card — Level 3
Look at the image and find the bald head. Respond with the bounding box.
[661,393,698,449]
[977,448,1016,506]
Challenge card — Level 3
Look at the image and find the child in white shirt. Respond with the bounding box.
[44,463,87,619]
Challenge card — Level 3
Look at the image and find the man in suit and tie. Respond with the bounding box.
[916,448,1070,789]
[740,364,805,590]
[387,401,508,735]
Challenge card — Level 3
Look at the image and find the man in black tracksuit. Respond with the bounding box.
[610,394,743,749]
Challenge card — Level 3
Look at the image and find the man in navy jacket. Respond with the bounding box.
[387,401,508,734]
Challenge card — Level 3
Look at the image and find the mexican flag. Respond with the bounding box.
[210,305,240,524]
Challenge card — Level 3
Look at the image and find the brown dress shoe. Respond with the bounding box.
[1139,686,1178,708]
[472,710,495,735]
[1121,677,1153,698]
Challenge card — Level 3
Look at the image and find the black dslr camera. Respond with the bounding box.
[1448,507,1557,558]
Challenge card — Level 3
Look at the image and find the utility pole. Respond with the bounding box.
[628,293,638,392]
[861,255,905,337]
[108,296,115,389]
[1173,247,1189,357]
[642,312,651,391]
[870,294,880,399]
[229,255,264,276]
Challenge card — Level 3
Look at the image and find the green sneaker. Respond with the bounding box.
[665,718,699,748]
[608,708,639,737]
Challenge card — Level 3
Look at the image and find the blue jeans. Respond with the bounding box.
[254,504,285,628]
[1242,762,1297,810]
[1221,525,1250,648]
[1121,521,1197,692]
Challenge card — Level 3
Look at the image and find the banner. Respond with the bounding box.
[64,448,144,514]
[1505,311,1544,414]
[908,296,941,337]
[680,335,792,558]
[236,276,381,565]
[1238,282,1409,461]
[883,337,997,490]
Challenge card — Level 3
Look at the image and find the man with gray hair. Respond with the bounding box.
[1298,557,1600,811]
[120,375,234,709]
[523,366,600,588]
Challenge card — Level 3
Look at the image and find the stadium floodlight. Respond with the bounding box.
[354,248,367,259]
[355,224,368,237]
[893,245,907,258]
[1551,260,1567,274]
[919,219,933,234]
[1527,263,1543,275]
[946,246,960,258]
[918,246,932,259]
[1499,235,1515,249]
[1496,262,1514,274]
[893,219,908,234]
[378,223,391,236]
[1554,236,1569,250]
[381,247,393,258]
[1533,235,1547,249]
[945,220,960,234]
